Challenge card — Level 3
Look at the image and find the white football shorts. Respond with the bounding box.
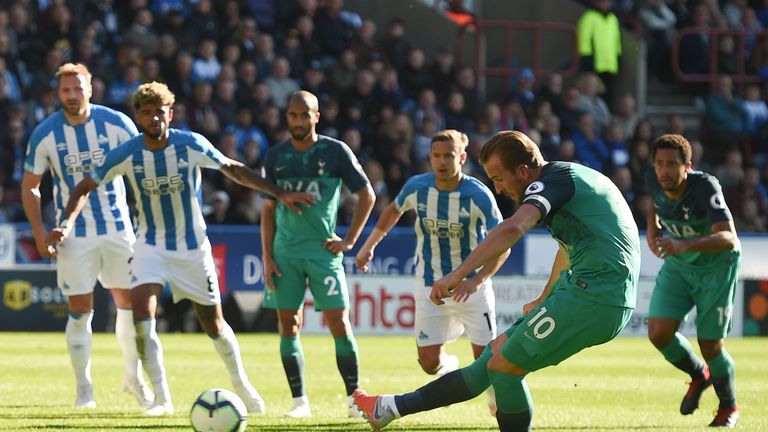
[131,238,220,305]
[56,230,136,296]
[414,279,497,347]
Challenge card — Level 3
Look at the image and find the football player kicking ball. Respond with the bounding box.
[50,82,314,416]
[646,134,740,427]
[354,130,640,431]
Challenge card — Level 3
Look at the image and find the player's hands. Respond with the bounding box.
[450,279,480,303]
[430,272,462,305]
[355,246,374,272]
[278,191,315,214]
[646,227,663,257]
[654,237,686,258]
[324,234,352,255]
[262,256,282,291]
[34,233,57,258]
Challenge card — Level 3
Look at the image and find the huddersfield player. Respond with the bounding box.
[50,82,314,416]
[21,63,152,408]
[261,91,375,418]
[646,134,740,427]
[354,130,640,431]
[356,129,505,415]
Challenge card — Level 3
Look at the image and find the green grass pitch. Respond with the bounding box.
[0,333,765,431]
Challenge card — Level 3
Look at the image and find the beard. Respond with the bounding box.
[291,127,310,141]
[140,124,165,140]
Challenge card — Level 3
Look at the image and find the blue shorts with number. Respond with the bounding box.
[501,284,633,372]
[263,254,349,311]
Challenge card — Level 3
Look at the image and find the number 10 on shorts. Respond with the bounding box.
[527,307,556,339]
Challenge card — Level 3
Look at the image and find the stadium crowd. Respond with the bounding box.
[1,0,768,260]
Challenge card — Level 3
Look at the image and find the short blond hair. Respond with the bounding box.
[132,81,176,110]
[56,63,92,86]
[431,129,468,152]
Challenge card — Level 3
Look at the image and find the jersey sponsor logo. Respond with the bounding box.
[141,174,185,195]
[525,181,545,195]
[421,217,464,239]
[710,192,726,210]
[63,149,106,174]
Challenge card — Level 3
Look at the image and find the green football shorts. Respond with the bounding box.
[263,254,349,310]
[648,258,740,340]
[501,285,633,372]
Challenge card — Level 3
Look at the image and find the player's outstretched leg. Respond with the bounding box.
[489,370,533,432]
[66,310,95,408]
[115,307,153,407]
[135,318,174,416]
[707,350,739,427]
[680,365,711,415]
[657,333,711,415]
[210,322,265,414]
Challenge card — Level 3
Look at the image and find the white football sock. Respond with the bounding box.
[115,307,142,380]
[211,323,252,388]
[135,318,172,404]
[65,310,93,388]
[379,395,401,418]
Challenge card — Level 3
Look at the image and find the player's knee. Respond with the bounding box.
[647,321,673,348]
[487,351,525,377]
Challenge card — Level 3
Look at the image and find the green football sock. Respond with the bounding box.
[280,336,305,397]
[660,333,706,379]
[334,335,359,395]
[489,370,533,431]
[707,350,737,409]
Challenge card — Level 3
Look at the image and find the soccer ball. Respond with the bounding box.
[190,388,247,432]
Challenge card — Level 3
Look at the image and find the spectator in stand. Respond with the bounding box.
[212,79,238,127]
[577,72,612,136]
[679,4,714,95]
[605,120,630,170]
[690,138,712,172]
[302,61,332,104]
[539,113,563,161]
[666,113,687,136]
[410,88,444,132]
[233,17,260,63]
[726,164,768,220]
[233,107,269,156]
[628,137,652,192]
[509,68,537,116]
[314,0,359,59]
[327,48,358,97]
[537,72,564,116]
[350,19,380,68]
[45,3,79,61]
[498,99,528,133]
[610,165,636,205]
[105,63,141,112]
[723,0,748,28]
[632,193,653,230]
[235,60,258,107]
[166,51,194,100]
[571,112,611,173]
[254,34,277,82]
[530,100,553,132]
[556,138,578,163]
[379,18,411,71]
[191,38,221,83]
[734,198,767,231]
[638,0,677,81]
[633,118,656,145]
[558,86,584,136]
[28,85,58,126]
[714,147,745,191]
[400,48,431,102]
[31,48,65,95]
[294,14,323,67]
[577,0,622,108]
[121,9,158,58]
[186,80,216,133]
[706,75,746,163]
[376,66,406,110]
[742,84,768,153]
[444,90,474,134]
[614,93,640,137]
[454,66,484,123]
[716,35,739,75]
[429,47,458,106]
[339,69,379,127]
[204,190,234,225]
[413,116,438,163]
[264,56,301,110]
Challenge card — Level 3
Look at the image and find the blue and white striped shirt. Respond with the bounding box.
[91,129,227,251]
[395,173,503,286]
[24,104,138,237]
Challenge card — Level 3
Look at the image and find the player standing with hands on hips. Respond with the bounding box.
[355,129,506,415]
[645,133,741,428]
[261,90,375,418]
[21,63,152,409]
[49,82,314,416]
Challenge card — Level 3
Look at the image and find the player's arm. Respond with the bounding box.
[646,198,664,258]
[220,158,315,213]
[21,172,56,257]
[355,201,405,272]
[324,183,375,255]
[260,198,280,291]
[451,248,510,303]
[656,221,738,257]
[431,203,541,305]
[46,177,100,246]
[522,245,569,314]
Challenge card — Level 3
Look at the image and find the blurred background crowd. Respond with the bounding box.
[0,0,767,263]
